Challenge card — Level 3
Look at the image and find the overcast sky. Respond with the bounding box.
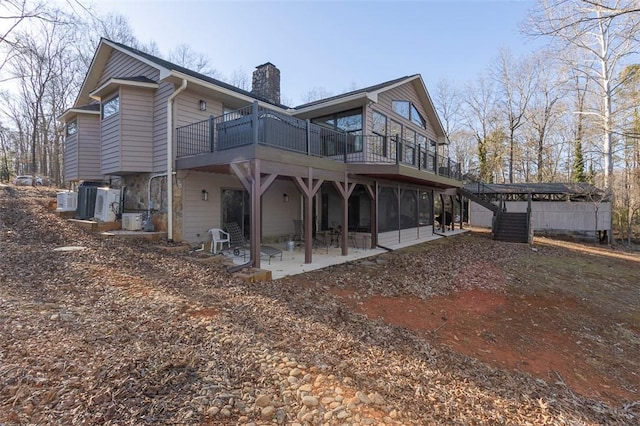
[86,1,541,105]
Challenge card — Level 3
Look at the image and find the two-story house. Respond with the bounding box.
[61,38,462,268]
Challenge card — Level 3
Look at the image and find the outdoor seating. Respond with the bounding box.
[224,222,282,264]
[208,228,230,254]
[292,219,329,253]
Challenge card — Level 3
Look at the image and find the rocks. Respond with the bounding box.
[302,395,319,407]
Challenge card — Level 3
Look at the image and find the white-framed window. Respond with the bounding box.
[102,95,120,119]
[66,120,77,136]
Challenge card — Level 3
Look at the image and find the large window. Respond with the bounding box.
[66,120,77,136]
[392,100,426,129]
[312,108,363,153]
[372,111,386,135]
[102,95,120,119]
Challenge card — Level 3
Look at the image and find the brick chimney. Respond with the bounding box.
[251,62,280,105]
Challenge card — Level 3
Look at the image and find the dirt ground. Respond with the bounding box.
[1,185,639,425]
[328,243,640,405]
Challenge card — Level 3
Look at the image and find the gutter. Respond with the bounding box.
[166,79,187,242]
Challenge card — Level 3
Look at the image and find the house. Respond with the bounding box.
[464,182,611,241]
[60,38,463,269]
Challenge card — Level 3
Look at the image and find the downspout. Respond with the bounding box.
[148,172,167,218]
[166,79,188,242]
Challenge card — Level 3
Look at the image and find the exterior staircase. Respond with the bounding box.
[457,186,531,244]
[493,212,530,243]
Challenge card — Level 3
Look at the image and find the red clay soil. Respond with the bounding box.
[331,259,639,406]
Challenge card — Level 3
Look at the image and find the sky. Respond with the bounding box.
[86,0,542,105]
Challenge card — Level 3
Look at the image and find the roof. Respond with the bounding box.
[81,38,289,109]
[464,182,605,196]
[293,75,415,110]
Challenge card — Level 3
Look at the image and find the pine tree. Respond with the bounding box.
[572,139,586,182]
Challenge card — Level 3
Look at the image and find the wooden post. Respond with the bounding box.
[332,175,356,256]
[294,169,324,264]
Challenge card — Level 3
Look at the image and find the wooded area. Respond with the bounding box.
[0,0,638,243]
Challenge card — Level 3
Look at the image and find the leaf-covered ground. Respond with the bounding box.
[1,185,638,425]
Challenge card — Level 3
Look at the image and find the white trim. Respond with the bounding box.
[58,108,100,122]
[291,92,373,115]
[90,77,159,99]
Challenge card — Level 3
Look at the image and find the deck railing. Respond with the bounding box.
[176,102,462,181]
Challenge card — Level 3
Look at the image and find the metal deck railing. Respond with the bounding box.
[176,102,462,181]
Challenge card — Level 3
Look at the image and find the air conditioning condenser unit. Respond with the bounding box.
[122,213,143,231]
[56,191,78,212]
[94,188,120,222]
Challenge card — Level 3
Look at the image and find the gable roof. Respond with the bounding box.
[293,75,414,110]
[293,74,448,142]
[75,38,289,109]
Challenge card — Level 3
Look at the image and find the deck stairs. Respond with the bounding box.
[457,186,531,244]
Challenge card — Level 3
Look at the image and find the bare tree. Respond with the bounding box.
[463,75,502,182]
[227,68,250,90]
[492,48,537,183]
[524,51,565,182]
[526,0,640,191]
[301,87,333,104]
[168,43,219,77]
[0,0,54,73]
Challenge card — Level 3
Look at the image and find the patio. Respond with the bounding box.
[224,228,469,280]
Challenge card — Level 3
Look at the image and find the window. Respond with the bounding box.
[372,111,387,136]
[392,100,426,129]
[372,111,387,156]
[410,104,426,128]
[312,108,363,153]
[102,95,120,119]
[392,101,410,120]
[66,120,77,136]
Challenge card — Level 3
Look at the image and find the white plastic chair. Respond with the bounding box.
[208,228,230,254]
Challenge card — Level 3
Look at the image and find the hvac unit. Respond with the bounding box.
[76,181,102,219]
[94,188,120,222]
[122,213,144,231]
[56,191,78,212]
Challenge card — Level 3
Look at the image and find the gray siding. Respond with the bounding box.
[181,171,300,243]
[101,95,121,175]
[120,86,153,172]
[152,81,173,171]
[77,114,102,180]
[64,132,78,181]
[365,82,438,142]
[175,90,224,128]
[99,50,159,86]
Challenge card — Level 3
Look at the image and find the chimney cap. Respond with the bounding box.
[255,62,278,69]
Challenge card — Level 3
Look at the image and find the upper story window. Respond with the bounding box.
[102,95,120,119]
[66,120,77,136]
[392,100,426,129]
[312,108,363,153]
[372,111,387,136]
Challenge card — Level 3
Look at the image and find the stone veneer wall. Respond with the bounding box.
[119,173,171,234]
[251,63,280,105]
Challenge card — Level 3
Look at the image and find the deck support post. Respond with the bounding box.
[332,174,356,256]
[293,169,324,264]
[230,159,278,268]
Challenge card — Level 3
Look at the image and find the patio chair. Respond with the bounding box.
[224,222,283,264]
[224,222,249,258]
[292,219,329,253]
[208,228,230,254]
